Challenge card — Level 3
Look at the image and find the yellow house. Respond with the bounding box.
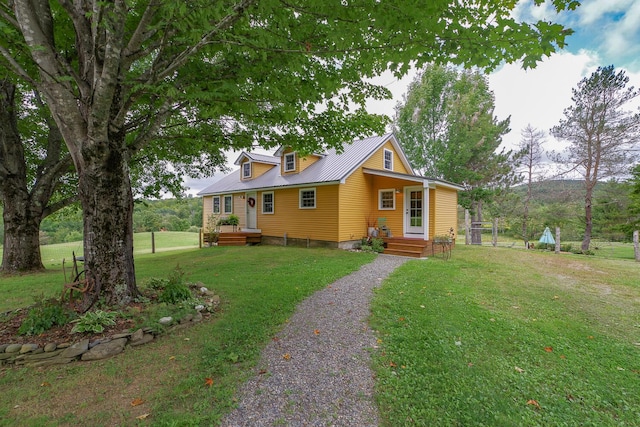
[198,133,462,257]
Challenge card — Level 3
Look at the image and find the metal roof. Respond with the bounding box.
[198,133,415,195]
[233,151,281,166]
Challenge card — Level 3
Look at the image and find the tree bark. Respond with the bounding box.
[79,141,138,310]
[582,184,594,252]
[471,201,483,245]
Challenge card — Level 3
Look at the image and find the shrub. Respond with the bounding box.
[359,237,385,253]
[158,266,192,304]
[18,298,76,336]
[71,310,118,334]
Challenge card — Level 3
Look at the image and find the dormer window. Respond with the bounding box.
[383,149,393,171]
[242,162,251,178]
[284,152,296,172]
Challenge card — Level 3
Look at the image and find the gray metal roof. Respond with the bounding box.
[198,133,413,195]
[233,151,281,166]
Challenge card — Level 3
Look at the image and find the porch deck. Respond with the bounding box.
[201,231,262,246]
[383,237,454,258]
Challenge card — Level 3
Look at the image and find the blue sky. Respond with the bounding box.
[185,0,640,195]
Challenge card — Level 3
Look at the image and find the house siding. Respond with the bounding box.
[338,170,373,241]
[258,185,339,241]
[241,161,276,181]
[202,195,214,231]
[361,140,410,174]
[434,187,458,237]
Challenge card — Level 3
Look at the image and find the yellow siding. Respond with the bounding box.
[433,187,458,237]
[202,195,214,231]
[239,160,276,181]
[298,155,320,172]
[361,140,410,174]
[429,189,436,240]
[234,195,247,228]
[258,185,339,241]
[338,169,374,241]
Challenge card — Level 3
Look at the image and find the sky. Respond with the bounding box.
[185,0,640,196]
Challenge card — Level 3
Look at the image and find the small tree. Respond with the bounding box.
[516,124,546,247]
[551,66,640,252]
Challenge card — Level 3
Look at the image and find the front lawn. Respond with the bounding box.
[371,245,640,426]
[0,246,375,426]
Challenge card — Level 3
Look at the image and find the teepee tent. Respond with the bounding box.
[539,227,555,245]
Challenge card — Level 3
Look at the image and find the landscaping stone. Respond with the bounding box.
[0,344,10,352]
[5,344,22,353]
[159,316,173,325]
[44,343,57,352]
[81,338,127,361]
[19,344,39,354]
[129,333,153,347]
[60,339,89,358]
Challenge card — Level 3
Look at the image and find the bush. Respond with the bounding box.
[359,237,385,253]
[158,266,192,304]
[217,214,240,226]
[71,310,118,334]
[18,298,76,336]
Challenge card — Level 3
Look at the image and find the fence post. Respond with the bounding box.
[151,231,155,254]
[634,230,639,262]
[199,228,202,248]
[465,209,470,245]
[492,218,498,247]
[555,227,561,254]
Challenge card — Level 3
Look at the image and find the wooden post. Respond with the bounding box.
[151,231,155,254]
[555,227,561,254]
[465,209,470,245]
[492,218,498,247]
[634,230,639,262]
[199,228,202,249]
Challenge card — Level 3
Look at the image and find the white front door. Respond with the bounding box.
[404,187,424,235]
[246,192,257,229]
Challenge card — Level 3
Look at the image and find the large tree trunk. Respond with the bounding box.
[471,200,483,245]
[582,185,594,252]
[2,192,45,271]
[79,143,138,310]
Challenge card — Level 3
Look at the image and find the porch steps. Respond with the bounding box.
[383,238,431,258]
[217,232,262,246]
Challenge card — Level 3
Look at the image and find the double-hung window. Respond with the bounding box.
[242,162,251,178]
[212,196,221,214]
[383,149,393,171]
[379,189,395,210]
[262,192,274,214]
[299,188,316,209]
[223,195,233,214]
[284,153,296,172]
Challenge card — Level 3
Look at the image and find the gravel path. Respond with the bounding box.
[220,254,411,427]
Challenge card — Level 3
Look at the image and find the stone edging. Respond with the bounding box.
[1,289,222,369]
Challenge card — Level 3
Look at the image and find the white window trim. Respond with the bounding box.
[383,149,393,171]
[262,191,274,214]
[242,162,251,178]
[284,152,296,172]
[212,196,220,214]
[378,189,396,210]
[299,187,316,209]
[223,195,233,214]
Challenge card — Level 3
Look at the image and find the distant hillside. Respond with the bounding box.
[512,180,584,204]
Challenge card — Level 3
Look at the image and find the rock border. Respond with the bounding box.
[1,290,221,368]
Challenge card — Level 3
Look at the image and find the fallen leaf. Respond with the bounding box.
[169,356,176,361]
[468,362,474,367]
[40,382,51,387]
[560,355,566,359]
[420,305,425,309]
[314,329,320,335]
[526,399,541,409]
[515,366,525,373]
[553,295,559,300]
[566,394,575,402]
[282,353,291,360]
[398,317,405,322]
[136,414,150,420]
[389,361,397,367]
[131,398,145,407]
[205,377,214,387]
[588,336,594,339]
[544,346,553,353]
[258,369,268,375]
[489,318,496,322]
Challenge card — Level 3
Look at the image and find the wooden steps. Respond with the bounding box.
[217,232,262,246]
[383,237,430,258]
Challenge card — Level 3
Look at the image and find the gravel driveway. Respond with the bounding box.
[220,254,411,427]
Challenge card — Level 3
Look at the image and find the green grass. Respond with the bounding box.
[370,245,640,426]
[0,246,375,426]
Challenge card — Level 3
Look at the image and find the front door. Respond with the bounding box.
[246,192,257,229]
[404,187,424,235]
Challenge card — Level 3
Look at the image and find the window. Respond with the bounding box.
[383,149,393,170]
[223,195,233,214]
[262,192,274,214]
[284,152,296,172]
[379,189,395,210]
[242,162,251,178]
[212,196,220,214]
[299,188,316,209]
